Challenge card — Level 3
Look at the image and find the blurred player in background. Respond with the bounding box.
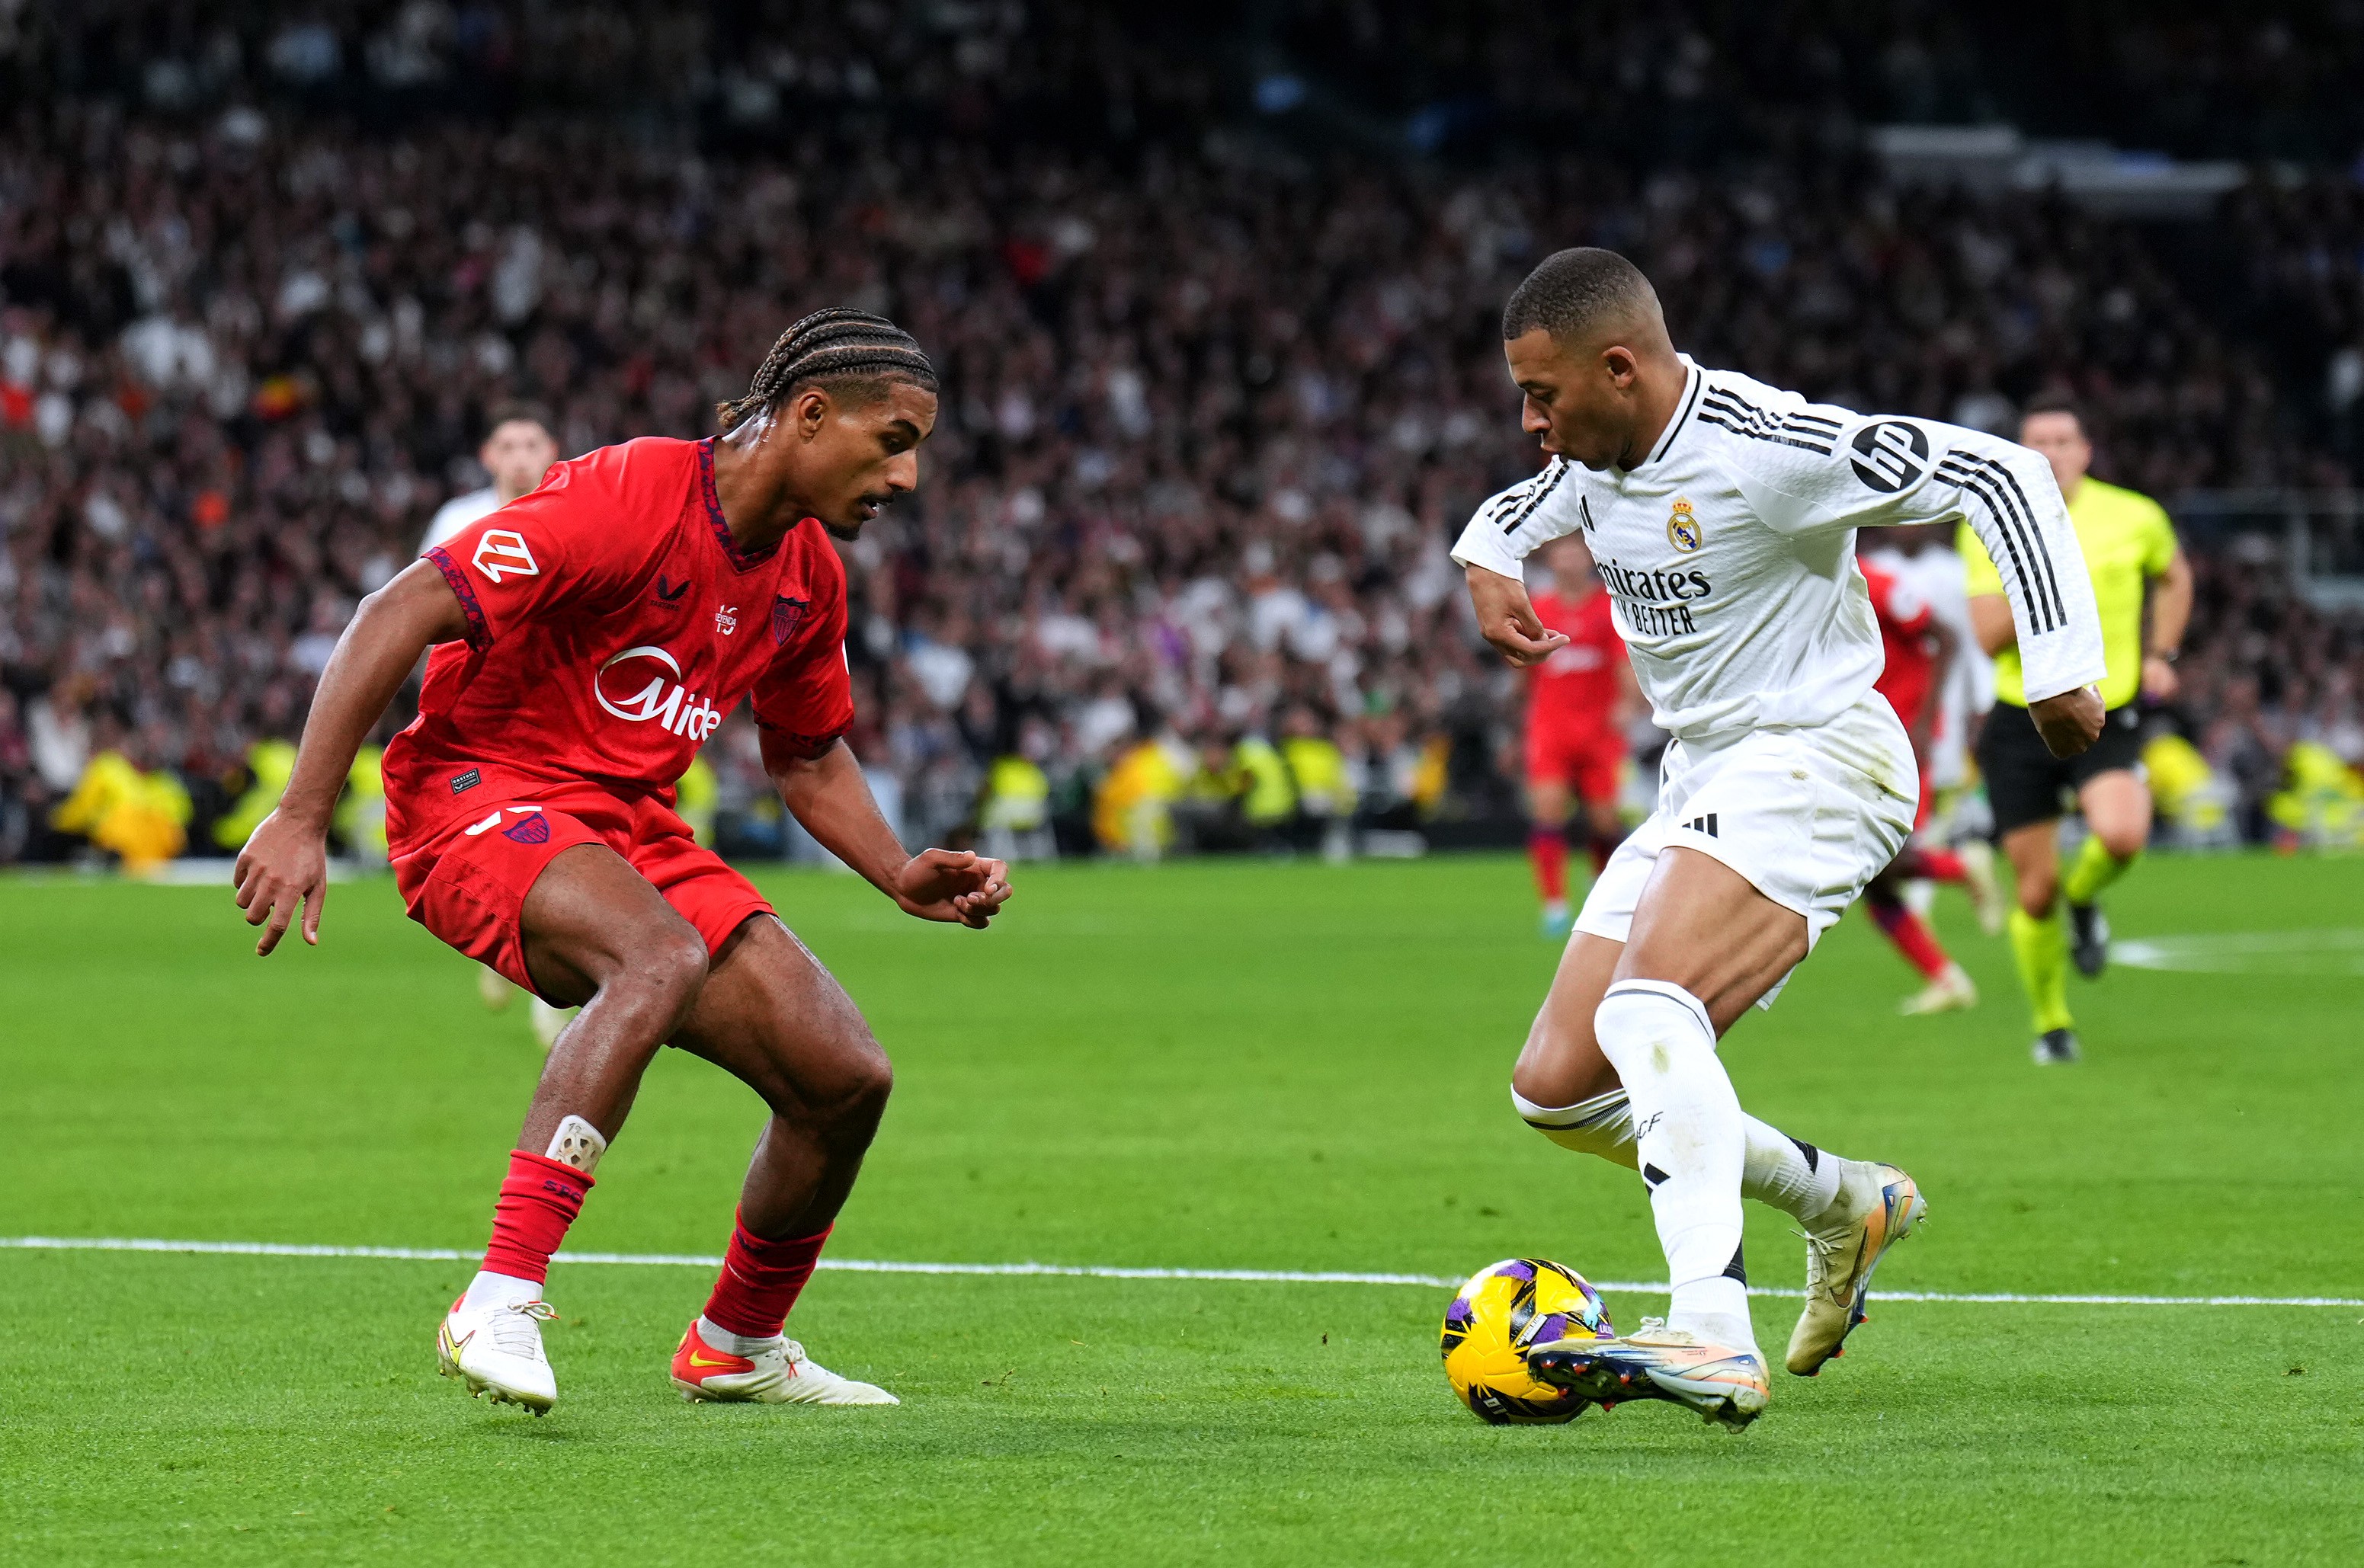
[421,402,561,554]
[235,311,1009,1416]
[1968,395,2190,1064]
[420,404,571,1042]
[1458,249,2104,1431]
[1523,533,1636,938]
[1858,530,2005,1014]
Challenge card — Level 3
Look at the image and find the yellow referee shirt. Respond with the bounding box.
[1959,477,2177,709]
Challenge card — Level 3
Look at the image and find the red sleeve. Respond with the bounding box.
[1582,590,1626,658]
[422,449,663,651]
[749,550,855,758]
[1861,563,1930,637]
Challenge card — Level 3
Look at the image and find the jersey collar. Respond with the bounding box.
[1640,356,1703,469]
[698,437,782,571]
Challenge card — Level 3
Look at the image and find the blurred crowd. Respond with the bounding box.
[2,2,2362,867]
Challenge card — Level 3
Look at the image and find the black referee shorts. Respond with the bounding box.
[1977,702,2145,836]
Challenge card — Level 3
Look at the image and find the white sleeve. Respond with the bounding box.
[1449,459,1587,580]
[1728,415,2106,706]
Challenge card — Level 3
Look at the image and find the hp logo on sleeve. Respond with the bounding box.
[1848,421,1931,493]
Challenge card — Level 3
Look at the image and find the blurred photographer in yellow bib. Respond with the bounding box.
[1960,395,2191,1064]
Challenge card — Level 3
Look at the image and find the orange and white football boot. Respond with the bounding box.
[1787,1160,1928,1375]
[670,1320,899,1406]
[1526,1319,1770,1429]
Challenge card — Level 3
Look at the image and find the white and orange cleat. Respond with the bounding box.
[670,1320,899,1406]
[1526,1320,1770,1430]
[1787,1160,1928,1375]
[1898,962,1978,1016]
[437,1294,559,1414]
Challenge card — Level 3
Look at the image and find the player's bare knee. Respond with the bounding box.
[631,926,710,1023]
[806,1045,892,1144]
[2094,826,2146,862]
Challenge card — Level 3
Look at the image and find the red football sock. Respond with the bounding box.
[1867,897,1951,981]
[481,1149,594,1284]
[702,1211,833,1339]
[1585,830,1621,875]
[1895,845,1967,884]
[1529,826,1568,903]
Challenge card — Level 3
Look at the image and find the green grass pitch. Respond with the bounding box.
[2,851,2359,1565]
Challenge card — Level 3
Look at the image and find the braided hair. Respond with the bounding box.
[716,308,938,431]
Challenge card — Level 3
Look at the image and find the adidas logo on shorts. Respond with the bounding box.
[1682,813,1721,838]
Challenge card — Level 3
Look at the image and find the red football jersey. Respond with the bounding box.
[1863,558,1936,734]
[383,437,852,846]
[1527,586,1625,732]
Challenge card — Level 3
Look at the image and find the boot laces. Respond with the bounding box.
[487,1299,556,1359]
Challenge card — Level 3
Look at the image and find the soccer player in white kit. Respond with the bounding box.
[1454,250,2107,1429]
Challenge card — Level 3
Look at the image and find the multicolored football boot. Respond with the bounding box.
[1525,1320,1770,1430]
[669,1321,899,1406]
[1786,1160,1927,1376]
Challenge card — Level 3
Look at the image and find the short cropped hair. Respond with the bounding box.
[1501,248,1659,344]
[2020,392,2090,438]
[482,399,553,440]
[716,308,938,430]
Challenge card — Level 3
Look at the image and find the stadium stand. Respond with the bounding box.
[2,2,2359,864]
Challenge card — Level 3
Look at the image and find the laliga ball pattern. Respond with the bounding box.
[1439,1258,1615,1425]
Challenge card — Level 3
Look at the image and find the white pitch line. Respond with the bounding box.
[5,1236,2360,1307]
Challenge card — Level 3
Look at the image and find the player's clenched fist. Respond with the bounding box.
[1465,563,1572,668]
[2028,684,2106,760]
[232,807,329,955]
[892,847,1012,929]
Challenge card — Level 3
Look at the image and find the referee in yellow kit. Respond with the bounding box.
[1962,395,2192,1064]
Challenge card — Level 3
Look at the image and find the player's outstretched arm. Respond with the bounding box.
[1773,412,2108,759]
[764,734,1011,929]
[232,561,469,955]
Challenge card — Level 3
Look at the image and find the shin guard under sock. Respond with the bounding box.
[479,1149,594,1286]
[1592,981,1754,1350]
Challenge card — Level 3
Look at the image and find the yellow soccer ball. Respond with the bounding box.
[1440,1258,1615,1425]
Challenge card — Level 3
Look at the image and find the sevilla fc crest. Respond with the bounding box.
[502,811,552,844]
[771,595,810,645]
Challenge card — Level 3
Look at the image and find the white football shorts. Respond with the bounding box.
[1574,692,1918,1008]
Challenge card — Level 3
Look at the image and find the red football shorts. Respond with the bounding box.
[1526,722,1625,805]
[390,781,774,1000]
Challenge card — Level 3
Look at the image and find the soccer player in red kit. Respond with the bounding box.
[232,311,1009,1415]
[1524,533,1635,938]
[1861,543,1994,1013]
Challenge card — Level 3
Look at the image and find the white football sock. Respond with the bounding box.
[460,1269,543,1313]
[1516,1088,1843,1224]
[1593,981,1757,1354]
[696,1315,785,1358]
[1742,1124,1843,1224]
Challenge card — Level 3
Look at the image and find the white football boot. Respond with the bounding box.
[1898,962,1978,1016]
[437,1294,559,1414]
[670,1320,899,1406]
[1957,840,2007,936]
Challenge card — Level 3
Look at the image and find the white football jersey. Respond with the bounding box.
[420,487,501,556]
[1453,358,2104,744]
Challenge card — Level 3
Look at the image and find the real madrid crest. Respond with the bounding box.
[1667,498,1703,552]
